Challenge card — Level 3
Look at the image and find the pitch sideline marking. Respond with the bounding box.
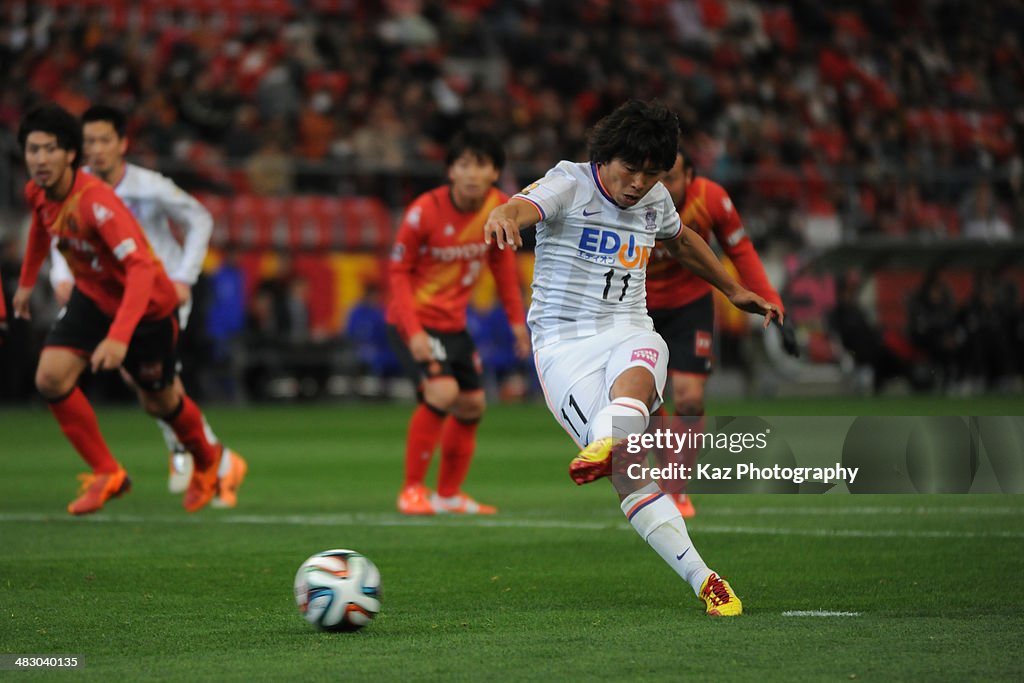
[782,610,861,617]
[1,512,1022,539]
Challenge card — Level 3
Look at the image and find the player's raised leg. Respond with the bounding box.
[36,347,131,515]
[557,332,741,616]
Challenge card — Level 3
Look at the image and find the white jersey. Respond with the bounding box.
[50,163,213,287]
[513,161,682,349]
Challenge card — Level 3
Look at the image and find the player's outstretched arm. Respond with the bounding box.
[483,199,541,251]
[664,225,782,327]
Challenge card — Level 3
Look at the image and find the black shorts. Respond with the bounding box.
[387,325,482,393]
[46,287,180,392]
[649,293,714,375]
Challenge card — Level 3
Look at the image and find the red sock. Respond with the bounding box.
[403,403,446,488]
[654,410,705,495]
[437,417,479,497]
[166,396,221,470]
[678,412,704,476]
[48,387,120,474]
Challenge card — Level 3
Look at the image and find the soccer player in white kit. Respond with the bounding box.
[484,100,781,616]
[49,105,247,507]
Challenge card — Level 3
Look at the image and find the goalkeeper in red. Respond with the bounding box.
[648,145,784,517]
[387,131,529,515]
[13,103,228,515]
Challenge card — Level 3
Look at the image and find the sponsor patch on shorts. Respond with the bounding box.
[695,331,712,357]
[138,361,163,382]
[631,347,660,368]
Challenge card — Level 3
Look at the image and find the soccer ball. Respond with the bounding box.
[294,549,382,632]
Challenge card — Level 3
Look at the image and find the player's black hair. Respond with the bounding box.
[82,104,128,138]
[446,130,506,171]
[588,99,679,172]
[17,104,83,168]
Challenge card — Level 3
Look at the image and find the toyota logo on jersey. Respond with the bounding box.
[577,228,651,269]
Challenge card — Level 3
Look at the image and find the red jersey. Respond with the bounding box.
[647,176,782,311]
[19,171,178,344]
[387,186,525,338]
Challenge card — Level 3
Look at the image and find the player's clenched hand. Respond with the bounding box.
[512,324,530,359]
[172,282,191,305]
[483,214,522,251]
[728,289,784,328]
[407,331,435,363]
[90,338,128,373]
[12,286,33,320]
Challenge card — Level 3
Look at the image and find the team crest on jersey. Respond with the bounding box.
[444,224,455,236]
[406,206,422,229]
[577,228,651,269]
[113,238,137,261]
[631,347,660,368]
[644,209,657,232]
[92,202,113,225]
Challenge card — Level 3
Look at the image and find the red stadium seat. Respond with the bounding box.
[287,197,331,250]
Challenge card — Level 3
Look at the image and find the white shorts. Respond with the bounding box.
[178,298,193,330]
[534,327,669,449]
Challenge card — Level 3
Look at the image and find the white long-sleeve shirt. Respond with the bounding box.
[50,163,213,288]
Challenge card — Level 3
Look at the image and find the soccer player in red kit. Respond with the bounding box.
[12,103,227,515]
[648,146,783,517]
[388,131,529,515]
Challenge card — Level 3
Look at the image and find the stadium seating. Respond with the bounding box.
[197,194,393,252]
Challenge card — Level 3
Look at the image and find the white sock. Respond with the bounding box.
[157,418,186,454]
[160,416,230,477]
[621,482,712,595]
[589,397,650,443]
[218,447,233,477]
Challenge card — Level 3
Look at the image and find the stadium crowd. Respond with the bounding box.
[1,0,1022,400]
[0,0,1021,239]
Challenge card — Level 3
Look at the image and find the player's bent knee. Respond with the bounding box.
[452,391,486,421]
[139,386,181,417]
[35,370,76,399]
[611,367,659,408]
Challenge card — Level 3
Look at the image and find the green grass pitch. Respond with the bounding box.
[1,397,1022,681]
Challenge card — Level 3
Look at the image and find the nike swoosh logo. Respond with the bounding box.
[582,209,601,216]
[676,549,690,561]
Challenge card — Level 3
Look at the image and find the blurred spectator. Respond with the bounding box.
[907,272,963,391]
[960,180,1013,241]
[345,284,403,382]
[204,246,246,363]
[245,136,295,196]
[958,271,1016,391]
[828,276,910,394]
